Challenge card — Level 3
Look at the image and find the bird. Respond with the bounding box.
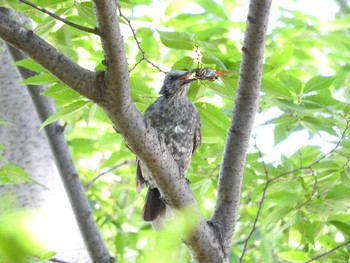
[136,69,202,229]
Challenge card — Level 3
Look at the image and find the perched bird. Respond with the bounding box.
[136,69,202,229]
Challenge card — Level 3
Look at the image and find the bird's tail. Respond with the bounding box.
[142,188,171,230]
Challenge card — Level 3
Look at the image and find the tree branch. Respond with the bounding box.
[116,5,165,73]
[84,160,134,190]
[270,119,349,183]
[5,43,114,263]
[92,1,224,261]
[18,0,99,35]
[239,142,270,262]
[240,120,349,260]
[303,240,350,263]
[0,9,103,103]
[211,0,272,256]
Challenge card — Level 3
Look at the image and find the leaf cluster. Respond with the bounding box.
[1,0,349,262]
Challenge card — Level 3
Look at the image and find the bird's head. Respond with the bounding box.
[159,70,196,97]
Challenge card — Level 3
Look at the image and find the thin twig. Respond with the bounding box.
[84,160,134,190]
[116,4,166,73]
[303,240,350,263]
[239,142,270,262]
[270,119,349,183]
[18,0,99,35]
[239,181,270,262]
[240,121,349,262]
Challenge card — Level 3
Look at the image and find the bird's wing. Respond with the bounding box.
[136,158,147,194]
[192,122,202,155]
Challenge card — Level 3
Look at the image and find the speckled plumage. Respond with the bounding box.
[136,70,201,228]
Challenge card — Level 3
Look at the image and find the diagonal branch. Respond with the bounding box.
[91,1,223,262]
[18,0,99,35]
[0,9,102,103]
[84,160,134,190]
[5,40,113,263]
[303,240,350,263]
[270,119,349,183]
[240,120,349,260]
[211,0,272,256]
[239,141,270,262]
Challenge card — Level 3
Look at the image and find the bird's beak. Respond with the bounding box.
[179,70,197,84]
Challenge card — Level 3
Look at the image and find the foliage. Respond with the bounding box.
[1,0,349,262]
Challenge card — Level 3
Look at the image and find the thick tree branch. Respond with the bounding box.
[0,9,102,103]
[6,43,114,263]
[211,0,272,256]
[92,1,224,262]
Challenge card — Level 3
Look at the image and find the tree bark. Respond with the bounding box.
[0,42,91,263]
[0,8,114,263]
[0,0,273,261]
[211,0,272,257]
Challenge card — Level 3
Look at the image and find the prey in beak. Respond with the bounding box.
[178,70,197,85]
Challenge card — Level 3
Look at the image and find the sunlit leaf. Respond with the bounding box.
[157,30,195,50]
[20,73,57,85]
[304,76,336,93]
[0,164,33,185]
[195,102,230,141]
[278,251,309,262]
[40,100,91,129]
[75,2,96,27]
[41,83,82,101]
[15,58,46,72]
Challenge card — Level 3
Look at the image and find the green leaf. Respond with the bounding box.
[40,100,90,129]
[260,234,273,263]
[195,102,230,141]
[1,0,18,10]
[274,121,298,145]
[329,221,350,236]
[75,2,96,27]
[279,74,302,95]
[195,0,229,20]
[0,164,33,185]
[0,120,13,125]
[261,76,292,98]
[204,80,236,100]
[171,56,195,70]
[295,211,315,243]
[34,8,71,36]
[20,73,57,85]
[130,76,154,113]
[157,30,195,50]
[41,83,82,102]
[278,251,309,262]
[275,99,305,111]
[187,81,205,101]
[267,46,294,74]
[264,207,292,226]
[15,58,46,72]
[326,185,350,200]
[201,52,227,70]
[304,76,336,93]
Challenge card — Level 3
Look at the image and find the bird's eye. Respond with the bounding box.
[168,75,174,80]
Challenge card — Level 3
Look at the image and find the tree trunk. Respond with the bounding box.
[0,42,91,263]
